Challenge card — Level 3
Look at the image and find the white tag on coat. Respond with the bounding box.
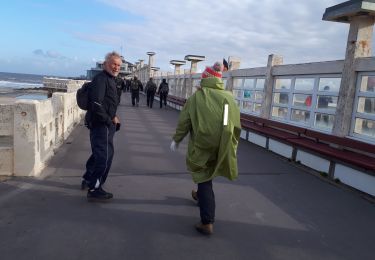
[223,104,229,126]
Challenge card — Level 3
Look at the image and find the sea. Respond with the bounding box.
[0,71,44,89]
[0,72,47,100]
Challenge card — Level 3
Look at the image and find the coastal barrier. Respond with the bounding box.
[0,82,85,177]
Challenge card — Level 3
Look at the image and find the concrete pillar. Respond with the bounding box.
[228,56,241,70]
[333,15,375,136]
[147,52,155,68]
[147,52,156,79]
[170,60,186,76]
[13,101,40,176]
[174,65,182,75]
[261,54,284,119]
[184,55,205,74]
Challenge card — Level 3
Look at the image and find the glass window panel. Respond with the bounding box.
[275,78,292,90]
[357,97,375,114]
[242,101,252,111]
[233,78,243,88]
[293,94,312,108]
[243,90,252,99]
[273,93,289,105]
[243,78,255,88]
[236,100,241,107]
[222,79,227,89]
[317,96,338,110]
[232,90,242,99]
[319,78,341,92]
[255,91,264,102]
[254,103,262,113]
[255,79,265,89]
[291,109,310,124]
[354,118,375,137]
[272,106,288,119]
[294,78,315,91]
[360,76,375,93]
[314,113,334,131]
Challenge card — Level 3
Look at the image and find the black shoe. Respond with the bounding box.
[81,179,89,190]
[87,187,113,201]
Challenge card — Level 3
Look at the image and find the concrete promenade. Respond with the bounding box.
[0,93,374,260]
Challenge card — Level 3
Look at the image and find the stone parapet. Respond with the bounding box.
[0,89,85,177]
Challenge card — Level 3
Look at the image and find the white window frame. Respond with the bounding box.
[271,74,341,132]
[350,72,375,143]
[233,77,266,115]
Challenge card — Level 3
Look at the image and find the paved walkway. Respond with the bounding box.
[1,93,374,260]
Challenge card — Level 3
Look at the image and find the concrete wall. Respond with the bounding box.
[0,91,85,177]
[0,105,14,175]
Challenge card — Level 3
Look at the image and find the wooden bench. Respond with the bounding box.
[166,95,186,107]
[241,113,306,142]
[240,113,375,173]
[288,129,375,172]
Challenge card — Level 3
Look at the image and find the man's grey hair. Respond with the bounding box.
[105,51,122,62]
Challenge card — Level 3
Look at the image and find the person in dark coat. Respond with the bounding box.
[146,78,157,108]
[115,76,126,104]
[82,51,122,201]
[130,76,143,106]
[157,78,169,108]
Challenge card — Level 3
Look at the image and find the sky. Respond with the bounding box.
[0,0,355,77]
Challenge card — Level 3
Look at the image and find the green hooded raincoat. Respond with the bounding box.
[173,77,241,184]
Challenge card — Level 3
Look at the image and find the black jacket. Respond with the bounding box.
[85,71,118,127]
[146,81,157,94]
[130,79,143,92]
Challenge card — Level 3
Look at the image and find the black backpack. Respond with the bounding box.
[76,81,92,110]
[160,83,169,93]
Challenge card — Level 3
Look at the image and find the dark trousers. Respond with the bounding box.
[197,180,215,224]
[160,93,168,108]
[83,124,116,189]
[147,91,155,108]
[131,91,139,106]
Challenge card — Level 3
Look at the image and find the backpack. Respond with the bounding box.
[160,83,169,93]
[131,80,139,90]
[76,81,92,110]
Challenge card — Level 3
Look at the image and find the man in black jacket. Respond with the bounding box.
[82,51,122,201]
[130,76,143,106]
[115,76,126,105]
[158,78,169,108]
[146,78,157,108]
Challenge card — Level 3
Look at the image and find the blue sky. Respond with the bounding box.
[0,0,353,77]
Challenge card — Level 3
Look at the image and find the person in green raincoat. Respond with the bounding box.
[170,62,241,235]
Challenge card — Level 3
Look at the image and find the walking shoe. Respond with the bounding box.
[195,223,213,235]
[191,190,198,201]
[87,187,113,201]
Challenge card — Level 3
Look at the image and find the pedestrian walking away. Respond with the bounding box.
[170,62,241,235]
[146,77,157,108]
[115,76,126,105]
[82,51,122,201]
[158,78,169,108]
[130,76,143,106]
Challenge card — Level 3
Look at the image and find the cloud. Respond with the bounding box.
[4,0,350,77]
[86,0,347,71]
[33,49,69,60]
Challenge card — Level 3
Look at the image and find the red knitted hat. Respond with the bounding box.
[201,62,223,79]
